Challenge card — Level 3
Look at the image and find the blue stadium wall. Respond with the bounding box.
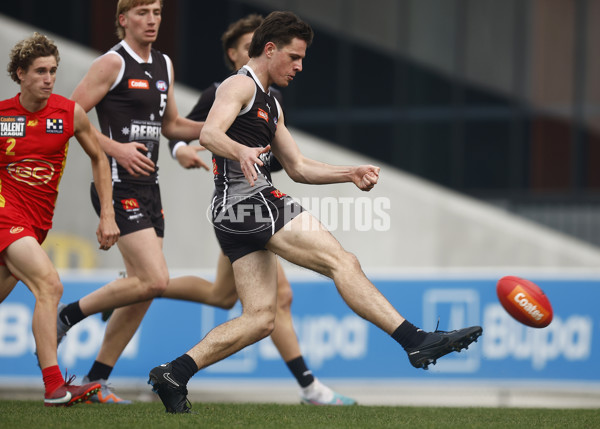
[0,274,596,383]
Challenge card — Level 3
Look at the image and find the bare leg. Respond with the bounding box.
[3,237,62,369]
[0,265,18,303]
[77,230,168,317]
[165,252,237,309]
[86,229,168,368]
[270,262,301,361]
[166,252,301,359]
[267,211,404,334]
[186,250,278,370]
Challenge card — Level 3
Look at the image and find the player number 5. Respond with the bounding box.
[159,94,167,117]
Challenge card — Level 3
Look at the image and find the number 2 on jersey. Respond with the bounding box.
[5,138,16,156]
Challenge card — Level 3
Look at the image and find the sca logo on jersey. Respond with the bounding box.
[128,79,149,90]
[156,80,167,92]
[7,159,55,186]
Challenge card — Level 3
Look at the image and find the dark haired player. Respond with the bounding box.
[149,11,482,413]
[165,13,356,406]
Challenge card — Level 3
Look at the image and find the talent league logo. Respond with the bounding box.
[0,116,26,137]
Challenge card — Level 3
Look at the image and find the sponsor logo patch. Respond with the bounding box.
[121,198,140,211]
[257,108,269,122]
[0,116,26,137]
[156,80,167,92]
[46,118,63,134]
[508,285,550,323]
[9,226,24,234]
[128,79,149,90]
[7,159,55,185]
[270,189,286,199]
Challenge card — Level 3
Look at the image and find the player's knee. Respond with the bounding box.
[333,251,361,278]
[276,281,293,312]
[247,308,276,339]
[216,290,238,310]
[35,272,63,303]
[141,274,169,299]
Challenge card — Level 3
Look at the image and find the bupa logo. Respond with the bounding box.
[156,80,167,92]
[128,79,149,90]
[7,159,55,186]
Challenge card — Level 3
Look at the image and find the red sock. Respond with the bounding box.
[42,365,65,395]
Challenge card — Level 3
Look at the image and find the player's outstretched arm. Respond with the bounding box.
[73,103,120,250]
[272,113,380,191]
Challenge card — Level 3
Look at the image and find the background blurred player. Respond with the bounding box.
[56,0,206,404]
[0,32,119,406]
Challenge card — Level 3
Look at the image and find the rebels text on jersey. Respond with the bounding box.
[95,41,171,185]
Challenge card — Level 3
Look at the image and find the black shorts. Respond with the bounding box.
[91,182,165,237]
[212,187,304,263]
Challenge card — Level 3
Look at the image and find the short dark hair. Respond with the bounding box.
[7,32,60,84]
[221,14,264,70]
[248,11,313,59]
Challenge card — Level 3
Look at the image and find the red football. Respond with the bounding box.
[496,276,553,328]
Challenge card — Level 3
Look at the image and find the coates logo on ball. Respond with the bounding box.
[496,276,553,328]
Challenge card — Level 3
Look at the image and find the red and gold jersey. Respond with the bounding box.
[0,93,75,229]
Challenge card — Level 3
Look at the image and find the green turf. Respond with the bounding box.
[0,401,598,429]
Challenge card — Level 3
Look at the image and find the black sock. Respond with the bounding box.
[86,361,113,381]
[170,354,198,385]
[285,356,314,388]
[59,301,85,327]
[391,321,428,350]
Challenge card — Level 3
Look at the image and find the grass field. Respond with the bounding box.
[0,400,598,429]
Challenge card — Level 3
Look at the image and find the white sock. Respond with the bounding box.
[301,379,334,402]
